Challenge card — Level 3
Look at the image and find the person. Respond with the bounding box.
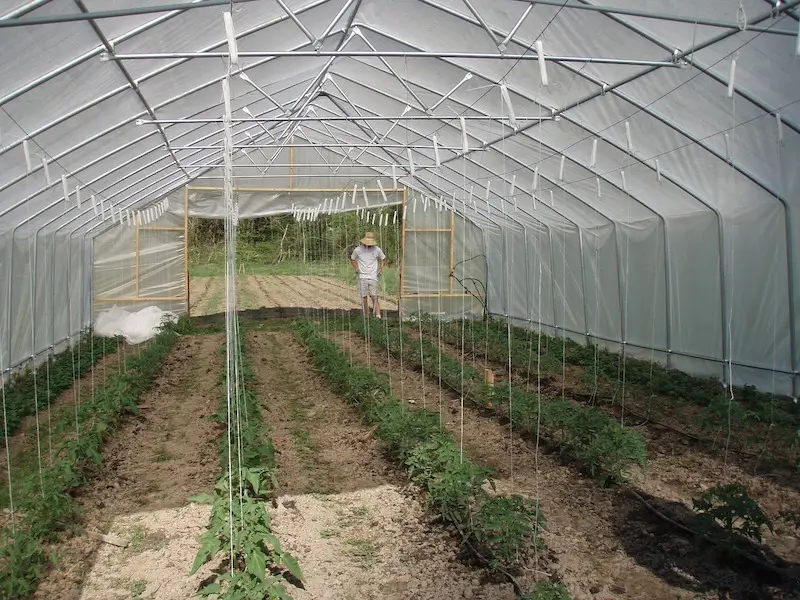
[350,231,387,319]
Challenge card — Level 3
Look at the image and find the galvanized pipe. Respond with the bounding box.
[103,50,682,66]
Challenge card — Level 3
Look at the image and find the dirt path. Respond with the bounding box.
[34,334,224,600]
[188,276,212,313]
[246,330,515,599]
[330,331,795,600]
[190,274,397,314]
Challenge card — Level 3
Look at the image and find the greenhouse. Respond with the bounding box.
[1,1,799,598]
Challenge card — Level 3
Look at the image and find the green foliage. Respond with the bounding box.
[522,582,573,600]
[192,321,302,599]
[697,395,761,448]
[0,328,178,598]
[191,471,303,599]
[296,320,545,574]
[358,318,647,485]
[1,331,121,441]
[692,483,773,550]
[473,495,546,571]
[188,212,402,295]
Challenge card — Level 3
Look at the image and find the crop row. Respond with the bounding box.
[353,318,647,485]
[296,319,551,592]
[0,323,179,598]
[2,332,121,441]
[190,321,304,599]
[451,318,800,430]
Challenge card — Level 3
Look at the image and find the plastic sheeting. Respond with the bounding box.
[92,206,186,318]
[400,193,487,319]
[0,0,798,398]
[94,305,178,345]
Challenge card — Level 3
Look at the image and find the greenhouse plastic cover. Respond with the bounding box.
[94,305,178,345]
[0,0,798,398]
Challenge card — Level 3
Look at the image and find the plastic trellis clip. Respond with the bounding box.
[535,39,548,86]
[61,174,69,203]
[378,179,388,203]
[41,157,51,186]
[22,140,32,174]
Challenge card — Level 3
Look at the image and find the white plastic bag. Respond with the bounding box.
[94,305,178,344]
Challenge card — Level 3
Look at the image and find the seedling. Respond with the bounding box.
[692,483,773,551]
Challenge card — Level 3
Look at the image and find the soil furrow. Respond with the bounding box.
[330,330,795,600]
[247,330,514,599]
[34,334,224,600]
[423,327,800,566]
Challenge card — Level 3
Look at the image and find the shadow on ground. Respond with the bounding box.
[610,489,800,599]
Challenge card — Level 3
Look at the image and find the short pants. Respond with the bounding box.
[357,278,378,298]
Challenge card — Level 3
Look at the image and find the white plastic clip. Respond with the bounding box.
[433,134,441,168]
[624,121,633,153]
[378,179,388,203]
[22,140,32,174]
[459,116,468,153]
[362,185,369,207]
[61,174,69,203]
[393,210,398,225]
[500,81,517,130]
[223,12,239,66]
[620,170,627,193]
[776,113,784,142]
[391,164,397,188]
[656,159,662,183]
[533,166,539,191]
[724,133,731,161]
[596,177,602,198]
[510,174,517,199]
[41,157,51,186]
[91,194,98,217]
[727,57,736,98]
[407,148,415,178]
[535,40,548,87]
[351,183,357,205]
[558,155,565,181]
[75,184,81,208]
[549,189,554,206]
[590,139,598,168]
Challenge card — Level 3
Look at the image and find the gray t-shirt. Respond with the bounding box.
[351,244,386,280]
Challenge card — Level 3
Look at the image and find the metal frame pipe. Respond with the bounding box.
[102,50,682,66]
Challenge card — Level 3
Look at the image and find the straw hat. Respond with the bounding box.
[360,231,376,246]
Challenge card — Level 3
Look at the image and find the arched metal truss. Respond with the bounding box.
[0,0,798,397]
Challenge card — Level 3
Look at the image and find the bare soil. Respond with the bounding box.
[189,274,397,316]
[34,334,224,600]
[330,330,800,600]
[245,330,514,599]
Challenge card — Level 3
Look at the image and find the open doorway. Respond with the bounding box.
[186,208,402,318]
